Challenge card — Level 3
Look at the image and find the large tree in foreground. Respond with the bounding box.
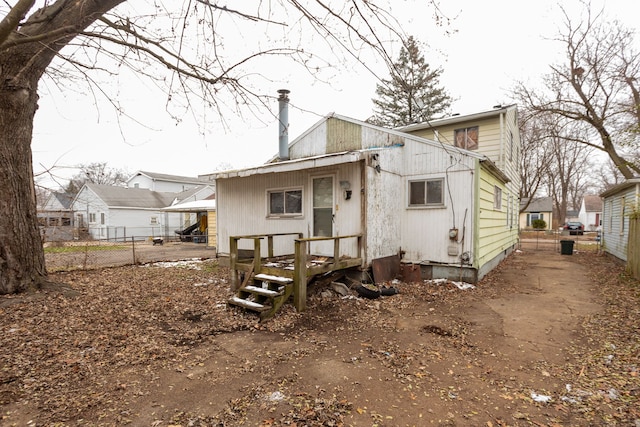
[0,1,413,294]
[368,35,451,127]
[514,5,640,179]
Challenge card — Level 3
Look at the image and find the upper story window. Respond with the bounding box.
[89,213,96,223]
[268,188,303,216]
[408,178,444,207]
[454,126,479,150]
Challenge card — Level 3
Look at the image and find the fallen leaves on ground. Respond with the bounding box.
[0,252,638,426]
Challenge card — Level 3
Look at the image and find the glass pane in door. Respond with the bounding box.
[313,177,333,237]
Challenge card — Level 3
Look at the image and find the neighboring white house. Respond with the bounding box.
[71,183,215,240]
[578,195,603,231]
[38,192,75,241]
[600,178,640,262]
[127,170,212,192]
[204,113,517,283]
[519,197,554,230]
[40,192,74,226]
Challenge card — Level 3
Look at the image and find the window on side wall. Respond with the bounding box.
[454,126,479,150]
[494,186,502,210]
[268,188,303,217]
[150,216,159,225]
[408,178,444,207]
[89,213,96,223]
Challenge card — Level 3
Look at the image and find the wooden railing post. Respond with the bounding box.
[294,239,308,311]
[333,238,340,268]
[253,237,262,273]
[230,236,239,290]
[267,235,274,258]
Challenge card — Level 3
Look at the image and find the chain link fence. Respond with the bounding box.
[518,230,601,253]
[44,237,215,272]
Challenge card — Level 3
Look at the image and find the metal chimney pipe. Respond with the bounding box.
[278,89,290,161]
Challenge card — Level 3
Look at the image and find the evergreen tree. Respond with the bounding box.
[369,36,451,127]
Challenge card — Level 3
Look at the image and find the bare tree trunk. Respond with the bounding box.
[0,73,47,293]
[0,0,126,293]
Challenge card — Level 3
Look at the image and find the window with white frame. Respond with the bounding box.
[527,212,544,227]
[408,178,444,207]
[100,213,105,225]
[150,216,159,225]
[89,212,96,223]
[268,188,303,216]
[494,186,502,210]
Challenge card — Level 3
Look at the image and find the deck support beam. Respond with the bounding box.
[294,239,308,311]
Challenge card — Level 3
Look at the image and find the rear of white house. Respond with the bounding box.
[206,114,516,282]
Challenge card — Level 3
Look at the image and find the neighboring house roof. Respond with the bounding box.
[582,195,603,212]
[170,185,215,203]
[397,104,518,132]
[43,191,74,210]
[520,197,553,212]
[600,178,640,198]
[162,199,216,212]
[126,170,210,186]
[80,183,177,209]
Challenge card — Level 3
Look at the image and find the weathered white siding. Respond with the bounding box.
[216,162,363,257]
[363,148,404,261]
[602,183,640,261]
[383,137,477,264]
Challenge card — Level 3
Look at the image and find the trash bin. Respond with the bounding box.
[560,240,574,255]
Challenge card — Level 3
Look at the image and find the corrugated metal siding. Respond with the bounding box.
[288,122,328,159]
[368,139,477,264]
[216,162,362,257]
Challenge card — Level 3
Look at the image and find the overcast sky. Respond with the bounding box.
[30,0,633,190]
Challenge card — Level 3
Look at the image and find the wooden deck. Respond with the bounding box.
[229,233,363,313]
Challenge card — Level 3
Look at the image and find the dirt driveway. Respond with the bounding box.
[2,245,638,426]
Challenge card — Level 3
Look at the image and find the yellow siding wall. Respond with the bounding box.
[409,117,502,163]
[476,167,518,270]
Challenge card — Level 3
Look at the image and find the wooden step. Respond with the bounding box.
[243,285,284,297]
[228,296,268,312]
[254,273,293,285]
